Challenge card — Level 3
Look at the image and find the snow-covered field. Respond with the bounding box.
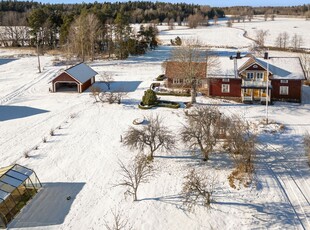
[233,17,310,49]
[157,17,310,50]
[1,18,310,230]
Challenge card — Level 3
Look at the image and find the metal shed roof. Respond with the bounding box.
[65,63,98,84]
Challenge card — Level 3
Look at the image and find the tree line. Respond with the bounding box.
[0,1,225,60]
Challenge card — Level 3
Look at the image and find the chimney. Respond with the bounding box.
[264,52,269,59]
[236,51,241,59]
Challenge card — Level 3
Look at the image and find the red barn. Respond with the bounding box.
[52,63,97,93]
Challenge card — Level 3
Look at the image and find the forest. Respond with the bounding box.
[0,1,309,60]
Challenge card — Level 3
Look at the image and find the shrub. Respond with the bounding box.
[142,89,158,106]
[155,91,190,97]
[33,145,39,150]
[50,129,55,136]
[156,74,166,81]
[24,150,30,158]
[157,100,180,109]
[42,136,47,143]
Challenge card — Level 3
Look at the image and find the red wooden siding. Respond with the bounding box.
[271,80,302,102]
[52,72,79,84]
[81,78,93,92]
[209,78,242,97]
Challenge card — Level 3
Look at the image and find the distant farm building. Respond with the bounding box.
[52,63,97,93]
[0,164,42,228]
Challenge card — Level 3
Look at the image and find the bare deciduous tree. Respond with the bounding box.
[188,13,204,28]
[100,72,114,90]
[182,168,217,211]
[304,132,310,165]
[171,39,219,103]
[300,53,310,80]
[116,154,154,201]
[255,29,269,47]
[67,13,101,61]
[291,33,304,50]
[90,86,102,102]
[104,208,132,230]
[225,115,256,188]
[181,106,222,161]
[123,115,176,159]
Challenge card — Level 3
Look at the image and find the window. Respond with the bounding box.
[253,65,258,68]
[279,86,289,95]
[222,84,230,93]
[222,78,230,82]
[173,79,183,84]
[246,72,254,80]
[256,72,264,80]
[280,79,288,83]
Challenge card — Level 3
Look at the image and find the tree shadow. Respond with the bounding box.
[140,194,186,211]
[91,81,142,93]
[0,105,49,122]
[8,182,85,228]
[0,58,17,65]
[215,201,300,229]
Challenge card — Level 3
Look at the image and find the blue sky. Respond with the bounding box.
[28,0,309,7]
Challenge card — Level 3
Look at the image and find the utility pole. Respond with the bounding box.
[265,52,269,124]
[36,32,41,73]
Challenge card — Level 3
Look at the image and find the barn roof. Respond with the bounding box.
[65,63,98,83]
[165,61,207,79]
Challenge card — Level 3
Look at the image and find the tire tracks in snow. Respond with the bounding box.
[0,67,57,105]
[257,144,310,230]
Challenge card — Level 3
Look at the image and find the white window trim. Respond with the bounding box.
[222,84,230,93]
[280,79,288,83]
[279,86,289,95]
[246,72,254,80]
[256,72,264,81]
[173,78,182,84]
[222,78,230,82]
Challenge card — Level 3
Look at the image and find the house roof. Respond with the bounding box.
[238,56,305,80]
[165,61,207,79]
[207,55,305,80]
[65,63,98,84]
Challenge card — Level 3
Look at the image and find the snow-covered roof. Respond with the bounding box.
[65,63,98,84]
[208,55,305,80]
[207,56,248,79]
[240,56,305,80]
[260,57,305,80]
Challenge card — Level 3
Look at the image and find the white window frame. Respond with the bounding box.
[256,72,264,81]
[222,84,230,93]
[280,79,288,83]
[279,86,289,95]
[173,78,182,84]
[222,78,230,82]
[246,72,254,80]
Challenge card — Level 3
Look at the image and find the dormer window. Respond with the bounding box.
[256,72,264,81]
[246,72,254,80]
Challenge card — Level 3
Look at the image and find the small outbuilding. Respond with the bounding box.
[0,164,42,228]
[52,62,98,93]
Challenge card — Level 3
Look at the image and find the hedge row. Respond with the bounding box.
[155,91,191,97]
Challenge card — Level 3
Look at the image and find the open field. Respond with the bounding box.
[0,17,310,229]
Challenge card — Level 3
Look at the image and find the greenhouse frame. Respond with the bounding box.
[0,164,42,228]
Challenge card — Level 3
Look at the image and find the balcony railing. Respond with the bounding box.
[241,80,271,88]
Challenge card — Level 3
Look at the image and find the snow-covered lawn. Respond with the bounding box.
[0,19,310,229]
